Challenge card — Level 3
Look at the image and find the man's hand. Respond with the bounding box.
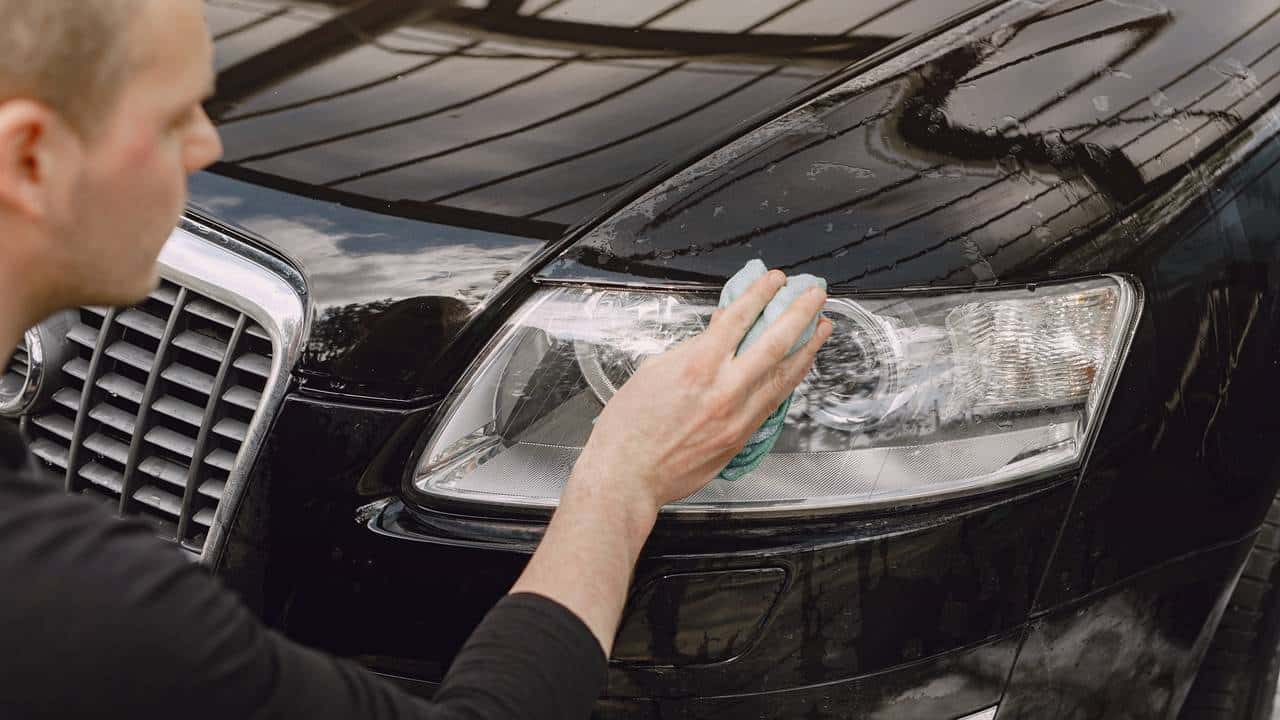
[573,268,833,512]
[511,270,832,656]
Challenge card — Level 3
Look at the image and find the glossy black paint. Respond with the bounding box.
[224,388,1072,704]
[198,0,1280,717]
[1000,539,1253,718]
[188,170,541,400]
[544,0,1280,291]
[195,0,1006,400]
[204,0,978,228]
[1034,127,1280,611]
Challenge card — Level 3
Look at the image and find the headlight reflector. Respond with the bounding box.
[412,277,1137,514]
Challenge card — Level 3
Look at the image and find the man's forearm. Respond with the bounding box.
[509,462,658,656]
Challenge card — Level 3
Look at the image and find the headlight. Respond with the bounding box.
[411,276,1138,515]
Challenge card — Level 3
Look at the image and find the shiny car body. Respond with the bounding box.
[13,0,1280,717]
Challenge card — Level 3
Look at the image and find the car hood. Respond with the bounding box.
[195,0,1277,402]
[204,0,983,233]
[196,0,991,400]
[543,0,1280,291]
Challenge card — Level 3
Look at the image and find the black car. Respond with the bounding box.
[7,0,1280,717]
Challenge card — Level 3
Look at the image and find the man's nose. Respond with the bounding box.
[186,108,223,173]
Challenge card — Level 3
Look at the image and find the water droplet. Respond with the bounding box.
[997,115,1023,134]
[713,205,724,217]
[807,162,876,180]
[834,248,849,258]
[636,236,649,245]
[1092,95,1110,112]
[824,222,834,233]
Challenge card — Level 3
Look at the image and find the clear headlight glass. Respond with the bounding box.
[411,277,1138,515]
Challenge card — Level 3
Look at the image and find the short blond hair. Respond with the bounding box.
[0,0,140,135]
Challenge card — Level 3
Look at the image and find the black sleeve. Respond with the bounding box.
[0,465,607,720]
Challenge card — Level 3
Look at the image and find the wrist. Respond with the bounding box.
[562,458,659,547]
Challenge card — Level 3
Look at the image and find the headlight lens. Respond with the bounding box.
[412,276,1137,514]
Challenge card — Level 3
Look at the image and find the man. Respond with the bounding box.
[0,1,831,718]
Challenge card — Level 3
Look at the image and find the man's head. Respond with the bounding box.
[0,0,222,320]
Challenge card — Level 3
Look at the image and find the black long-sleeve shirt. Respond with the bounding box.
[0,420,606,719]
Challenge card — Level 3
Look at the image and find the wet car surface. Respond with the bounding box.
[11,1,1280,717]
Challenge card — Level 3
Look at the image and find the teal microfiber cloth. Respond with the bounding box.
[717,259,827,481]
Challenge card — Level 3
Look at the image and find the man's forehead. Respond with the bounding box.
[127,0,212,87]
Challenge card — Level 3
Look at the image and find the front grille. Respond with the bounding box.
[25,280,275,554]
[6,336,28,383]
[1,336,29,403]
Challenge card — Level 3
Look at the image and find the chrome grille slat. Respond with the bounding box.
[184,297,238,329]
[52,387,81,412]
[138,455,188,489]
[83,432,129,465]
[18,225,301,564]
[192,508,216,527]
[32,413,73,441]
[80,462,124,494]
[199,477,225,500]
[160,363,214,395]
[152,395,204,427]
[172,330,227,362]
[133,484,183,518]
[232,353,270,378]
[30,438,68,468]
[96,373,144,404]
[115,309,167,340]
[144,426,197,459]
[62,357,90,380]
[66,323,99,350]
[212,417,248,443]
[87,402,137,436]
[223,386,262,411]
[149,284,180,305]
[102,340,156,373]
[205,449,236,472]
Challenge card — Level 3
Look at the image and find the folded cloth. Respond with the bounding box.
[717,259,826,480]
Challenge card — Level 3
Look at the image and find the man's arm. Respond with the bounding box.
[511,270,832,653]
[0,471,603,720]
[0,271,827,720]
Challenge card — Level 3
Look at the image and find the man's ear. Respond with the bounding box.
[0,99,78,221]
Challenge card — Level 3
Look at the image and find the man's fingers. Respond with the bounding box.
[742,317,833,423]
[733,286,828,381]
[706,270,786,351]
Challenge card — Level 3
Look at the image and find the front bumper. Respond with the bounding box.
[216,390,1255,719]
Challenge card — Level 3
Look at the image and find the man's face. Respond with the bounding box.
[64,0,222,307]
